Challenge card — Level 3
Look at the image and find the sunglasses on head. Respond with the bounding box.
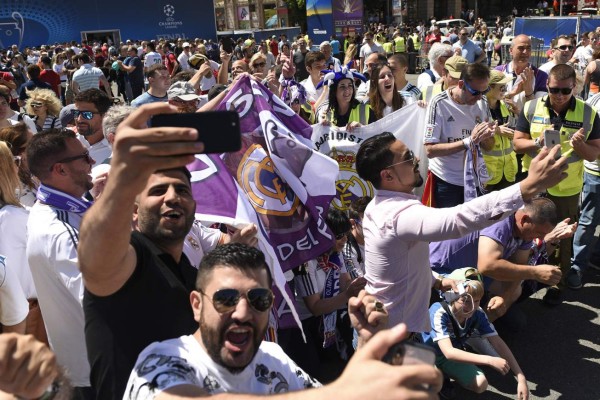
[548,87,572,95]
[201,288,274,313]
[462,80,490,96]
[73,110,100,120]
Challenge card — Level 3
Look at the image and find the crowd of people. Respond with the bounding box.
[0,14,599,400]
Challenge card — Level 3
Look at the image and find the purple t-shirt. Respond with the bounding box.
[429,214,531,275]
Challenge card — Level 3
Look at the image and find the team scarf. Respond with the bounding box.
[36,183,92,214]
[318,252,342,348]
[463,141,489,202]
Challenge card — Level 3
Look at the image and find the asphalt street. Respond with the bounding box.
[404,71,600,400]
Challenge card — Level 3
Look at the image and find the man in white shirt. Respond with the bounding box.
[26,129,97,397]
[72,53,112,99]
[359,32,383,73]
[177,42,192,71]
[124,242,439,400]
[355,130,568,334]
[74,88,112,166]
[424,62,494,207]
[299,51,327,105]
[539,35,575,74]
[143,42,164,74]
[388,53,421,103]
[416,42,453,90]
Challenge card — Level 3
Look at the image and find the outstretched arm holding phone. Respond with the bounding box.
[79,103,202,296]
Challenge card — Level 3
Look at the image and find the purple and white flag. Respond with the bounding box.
[188,76,339,332]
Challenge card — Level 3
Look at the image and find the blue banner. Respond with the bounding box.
[307,0,334,46]
[0,0,216,49]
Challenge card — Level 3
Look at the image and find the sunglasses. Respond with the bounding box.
[554,45,574,51]
[252,62,266,68]
[49,150,93,170]
[73,110,100,120]
[13,155,21,167]
[30,102,44,108]
[460,33,469,36]
[385,149,417,169]
[463,80,491,96]
[201,288,273,313]
[548,87,572,95]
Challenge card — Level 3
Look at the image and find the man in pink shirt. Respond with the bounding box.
[355,132,567,334]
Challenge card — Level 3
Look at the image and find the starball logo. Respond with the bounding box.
[159,4,183,29]
[163,4,175,17]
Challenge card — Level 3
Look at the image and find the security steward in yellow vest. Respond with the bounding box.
[421,55,466,103]
[411,33,421,51]
[394,34,406,53]
[513,64,600,305]
[483,70,517,191]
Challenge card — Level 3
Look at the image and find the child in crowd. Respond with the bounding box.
[422,280,529,399]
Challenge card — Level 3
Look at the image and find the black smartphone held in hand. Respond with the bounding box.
[151,111,242,154]
[382,340,436,366]
[221,36,233,54]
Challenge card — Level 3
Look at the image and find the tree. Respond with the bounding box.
[285,0,307,31]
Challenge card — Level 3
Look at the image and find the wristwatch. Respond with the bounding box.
[534,137,543,149]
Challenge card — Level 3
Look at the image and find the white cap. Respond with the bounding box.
[182,42,191,48]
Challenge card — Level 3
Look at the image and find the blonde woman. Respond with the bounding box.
[344,43,357,66]
[25,88,62,132]
[0,123,36,207]
[0,141,31,335]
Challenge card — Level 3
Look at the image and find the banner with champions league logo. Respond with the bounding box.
[0,0,216,49]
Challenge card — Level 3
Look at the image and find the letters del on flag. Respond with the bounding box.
[188,76,339,272]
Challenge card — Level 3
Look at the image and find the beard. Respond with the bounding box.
[414,173,424,188]
[137,208,194,245]
[199,307,266,374]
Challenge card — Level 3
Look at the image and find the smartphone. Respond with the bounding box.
[221,36,233,54]
[543,129,561,158]
[151,111,241,154]
[382,340,436,366]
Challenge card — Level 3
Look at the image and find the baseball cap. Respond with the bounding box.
[182,42,191,48]
[167,81,199,101]
[489,70,512,85]
[188,53,208,69]
[59,104,77,127]
[444,55,468,79]
[271,35,277,39]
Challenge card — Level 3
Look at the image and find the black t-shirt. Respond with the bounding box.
[293,49,309,81]
[83,231,198,399]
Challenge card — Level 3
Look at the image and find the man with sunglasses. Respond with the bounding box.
[78,104,440,399]
[539,35,575,75]
[25,129,97,399]
[514,63,600,305]
[452,29,486,64]
[74,88,112,168]
[424,62,496,208]
[355,130,568,338]
[122,243,441,400]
